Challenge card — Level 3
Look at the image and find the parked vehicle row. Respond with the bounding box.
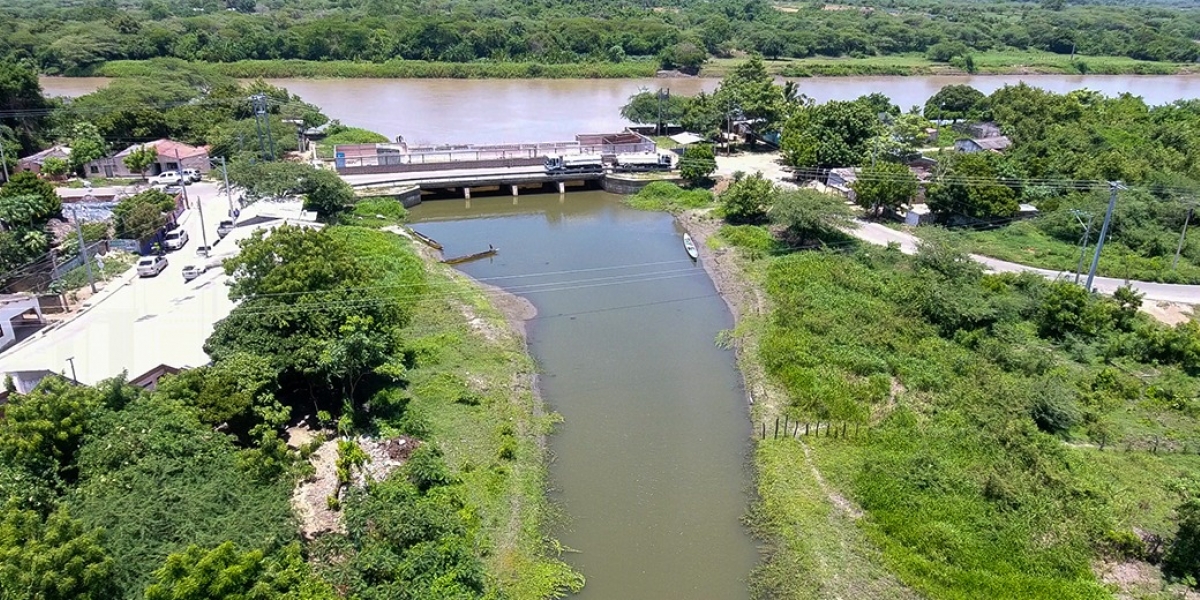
[148,169,203,186]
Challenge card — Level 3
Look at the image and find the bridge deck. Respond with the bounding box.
[344,164,604,190]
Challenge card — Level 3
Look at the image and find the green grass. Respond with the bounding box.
[341,198,409,228]
[706,51,1193,78]
[96,58,659,79]
[315,127,389,159]
[946,220,1200,284]
[623,181,713,212]
[56,251,138,292]
[367,232,584,598]
[722,242,1200,599]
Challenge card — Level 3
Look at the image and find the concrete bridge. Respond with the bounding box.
[343,161,605,199]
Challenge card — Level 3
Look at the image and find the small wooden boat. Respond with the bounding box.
[408,228,443,250]
[683,232,699,260]
[442,245,498,265]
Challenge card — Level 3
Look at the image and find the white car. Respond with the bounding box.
[163,228,189,250]
[150,171,183,185]
[181,264,207,281]
[137,255,169,277]
[182,168,202,183]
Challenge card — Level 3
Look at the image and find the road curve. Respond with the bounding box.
[850,220,1198,305]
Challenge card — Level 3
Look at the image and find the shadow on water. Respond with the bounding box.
[411,191,758,600]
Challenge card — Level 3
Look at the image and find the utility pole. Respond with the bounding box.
[1174,205,1193,270]
[66,357,77,382]
[0,141,8,182]
[1085,182,1122,293]
[1070,209,1093,284]
[252,95,269,161]
[70,208,97,294]
[214,156,234,217]
[177,148,209,251]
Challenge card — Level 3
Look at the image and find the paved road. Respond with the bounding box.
[0,184,291,385]
[851,220,1199,304]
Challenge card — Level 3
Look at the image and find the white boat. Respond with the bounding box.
[683,232,699,260]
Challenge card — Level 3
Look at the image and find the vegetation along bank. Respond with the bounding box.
[0,196,582,598]
[627,172,1200,598]
[6,0,1200,78]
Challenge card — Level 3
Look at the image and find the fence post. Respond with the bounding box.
[842,423,848,438]
[774,417,779,439]
[783,415,789,435]
[761,422,766,439]
[805,423,809,436]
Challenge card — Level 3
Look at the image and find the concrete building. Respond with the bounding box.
[85,139,211,178]
[17,145,71,175]
[0,295,45,353]
[955,136,1012,154]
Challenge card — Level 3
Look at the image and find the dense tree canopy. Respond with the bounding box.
[3,0,1200,72]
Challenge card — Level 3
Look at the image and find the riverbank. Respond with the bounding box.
[87,51,1198,80]
[677,209,918,599]
[397,228,583,598]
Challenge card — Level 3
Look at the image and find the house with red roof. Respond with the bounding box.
[83,139,211,179]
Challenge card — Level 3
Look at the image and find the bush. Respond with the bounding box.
[625,181,713,212]
[680,144,716,185]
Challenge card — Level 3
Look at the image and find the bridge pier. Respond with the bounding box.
[511,185,519,196]
[556,181,565,194]
[462,186,471,199]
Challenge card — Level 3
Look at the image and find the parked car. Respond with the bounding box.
[137,255,169,277]
[182,168,202,183]
[150,171,182,185]
[181,264,207,281]
[195,244,212,257]
[163,228,189,250]
[217,220,234,238]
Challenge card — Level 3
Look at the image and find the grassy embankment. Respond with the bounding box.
[944,220,1200,285]
[627,184,1200,599]
[709,51,1195,77]
[719,233,1200,599]
[336,200,584,597]
[92,51,1194,80]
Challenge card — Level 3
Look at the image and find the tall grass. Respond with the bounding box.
[623,181,713,212]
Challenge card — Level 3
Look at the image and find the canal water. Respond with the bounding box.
[42,74,1200,145]
[409,191,758,599]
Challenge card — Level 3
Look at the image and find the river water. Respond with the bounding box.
[410,192,758,599]
[41,74,1200,144]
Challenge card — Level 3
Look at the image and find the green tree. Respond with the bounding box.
[41,157,70,180]
[923,84,986,123]
[0,377,107,481]
[1035,281,1112,339]
[721,172,776,224]
[1165,498,1200,583]
[770,187,855,245]
[660,41,707,75]
[112,189,176,240]
[0,62,51,155]
[302,168,355,218]
[781,99,880,170]
[620,90,688,133]
[714,55,785,134]
[123,145,159,180]
[680,143,716,185]
[680,92,724,139]
[925,153,1019,220]
[154,352,282,443]
[852,162,919,217]
[144,542,333,600]
[0,503,117,600]
[0,171,61,221]
[67,122,108,176]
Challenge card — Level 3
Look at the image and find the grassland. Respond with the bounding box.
[700,218,1200,599]
[90,50,1196,80]
[946,220,1200,285]
[706,51,1194,78]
